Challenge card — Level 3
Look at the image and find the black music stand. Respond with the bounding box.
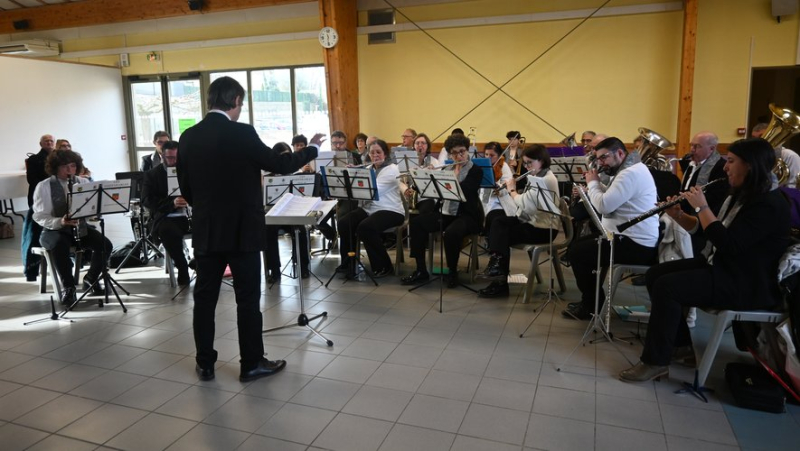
[557,186,631,372]
[407,168,470,313]
[62,180,130,316]
[114,171,163,272]
[321,166,380,287]
[263,195,337,346]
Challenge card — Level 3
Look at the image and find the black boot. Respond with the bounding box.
[478,281,509,298]
[478,252,506,280]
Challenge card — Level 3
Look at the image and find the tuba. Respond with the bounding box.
[761,103,800,186]
[636,127,674,172]
[560,132,577,148]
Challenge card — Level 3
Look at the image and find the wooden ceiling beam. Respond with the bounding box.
[0,0,310,34]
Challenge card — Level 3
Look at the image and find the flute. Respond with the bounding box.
[435,160,468,170]
[616,178,726,232]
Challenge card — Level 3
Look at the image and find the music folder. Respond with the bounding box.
[265,193,336,226]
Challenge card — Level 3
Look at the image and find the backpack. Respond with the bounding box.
[107,241,145,268]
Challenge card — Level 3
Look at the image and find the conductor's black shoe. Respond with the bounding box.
[478,281,509,298]
[82,279,105,296]
[401,270,429,285]
[60,286,77,305]
[177,268,190,286]
[240,358,286,382]
[267,269,281,284]
[562,303,593,321]
[445,271,459,289]
[301,268,310,279]
[196,364,215,381]
[26,274,37,282]
[373,266,393,278]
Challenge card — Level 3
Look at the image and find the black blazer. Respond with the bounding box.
[140,153,158,173]
[177,113,316,252]
[456,163,484,224]
[706,189,789,310]
[25,149,49,208]
[141,164,177,229]
[680,157,729,215]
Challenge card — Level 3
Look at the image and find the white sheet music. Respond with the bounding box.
[267,193,322,217]
[166,167,180,196]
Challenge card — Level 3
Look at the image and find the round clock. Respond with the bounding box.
[319,26,339,49]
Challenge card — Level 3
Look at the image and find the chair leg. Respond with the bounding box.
[73,251,83,285]
[552,254,566,294]
[696,311,733,387]
[39,253,47,294]
[165,251,176,288]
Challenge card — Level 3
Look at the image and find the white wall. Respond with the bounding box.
[0,56,127,184]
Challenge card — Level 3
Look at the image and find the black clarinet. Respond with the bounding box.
[67,175,82,246]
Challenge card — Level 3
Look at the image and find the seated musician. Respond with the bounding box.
[33,149,112,304]
[337,139,405,278]
[292,134,316,174]
[481,141,513,238]
[478,144,560,297]
[142,140,192,286]
[402,134,483,288]
[620,138,790,382]
[402,133,440,215]
[265,142,312,282]
[563,137,659,320]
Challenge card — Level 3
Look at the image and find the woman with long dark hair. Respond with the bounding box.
[619,138,790,382]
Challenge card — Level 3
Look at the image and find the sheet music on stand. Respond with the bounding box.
[410,168,465,202]
[525,176,562,230]
[551,156,588,183]
[263,174,316,205]
[166,167,181,196]
[316,151,352,170]
[68,179,131,219]
[395,150,418,173]
[576,185,612,241]
[321,166,379,201]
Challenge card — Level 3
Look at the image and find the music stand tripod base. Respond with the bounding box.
[675,370,713,403]
[263,312,333,347]
[24,296,75,325]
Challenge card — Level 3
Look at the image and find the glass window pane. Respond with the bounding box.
[131,81,164,148]
[295,66,331,151]
[251,69,292,147]
[210,71,250,124]
[168,79,202,141]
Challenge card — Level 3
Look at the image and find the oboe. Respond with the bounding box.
[616,178,726,232]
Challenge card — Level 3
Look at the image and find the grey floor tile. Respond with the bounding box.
[15,394,102,432]
[525,413,594,451]
[379,423,455,451]
[105,412,196,451]
[665,435,741,451]
[256,402,336,445]
[0,385,61,421]
[156,385,236,421]
[29,362,107,392]
[312,413,393,451]
[660,403,738,445]
[0,356,70,384]
[59,403,148,444]
[115,349,184,376]
[433,348,491,376]
[242,369,313,401]
[340,337,398,361]
[484,354,542,384]
[68,370,148,402]
[595,424,668,451]
[418,369,481,402]
[385,343,443,368]
[289,377,360,411]
[472,376,536,412]
[341,385,413,422]
[451,434,522,451]
[0,422,49,451]
[402,326,456,348]
[458,403,530,446]
[26,434,99,451]
[283,349,336,376]
[77,343,147,369]
[397,394,469,433]
[360,322,412,342]
[237,434,307,451]
[366,362,429,392]
[203,393,283,433]
[532,385,595,423]
[110,377,190,411]
[165,423,250,451]
[317,355,381,384]
[596,393,663,433]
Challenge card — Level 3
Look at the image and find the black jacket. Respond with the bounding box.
[177,113,316,252]
[456,163,484,224]
[25,149,49,208]
[141,164,178,229]
[679,157,729,215]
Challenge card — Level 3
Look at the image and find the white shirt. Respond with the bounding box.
[363,163,404,216]
[32,175,91,230]
[514,170,560,230]
[780,146,800,188]
[587,162,658,247]
[437,149,449,164]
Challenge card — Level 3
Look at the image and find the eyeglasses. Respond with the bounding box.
[401,135,413,139]
[450,150,466,156]
[156,140,169,145]
[523,160,537,167]
[595,152,613,162]
[331,140,345,145]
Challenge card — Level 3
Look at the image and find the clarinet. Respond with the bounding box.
[67,175,81,247]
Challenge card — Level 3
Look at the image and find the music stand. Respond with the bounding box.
[395,150,418,174]
[407,168,470,313]
[557,185,631,371]
[263,194,337,346]
[63,180,130,315]
[321,166,380,287]
[114,171,164,272]
[264,174,321,285]
[516,179,568,336]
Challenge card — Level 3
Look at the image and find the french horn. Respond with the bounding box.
[636,127,674,172]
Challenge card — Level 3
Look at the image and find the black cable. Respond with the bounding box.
[381,0,612,141]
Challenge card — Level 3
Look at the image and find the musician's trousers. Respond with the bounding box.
[409,211,481,272]
[568,234,657,310]
[39,227,112,288]
[338,208,404,272]
[488,216,557,273]
[153,217,190,272]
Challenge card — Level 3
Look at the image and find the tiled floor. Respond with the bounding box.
[0,214,798,450]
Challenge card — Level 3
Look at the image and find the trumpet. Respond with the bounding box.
[616,178,725,232]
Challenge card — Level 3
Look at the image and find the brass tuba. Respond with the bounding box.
[636,127,675,172]
[761,103,800,186]
[560,132,577,148]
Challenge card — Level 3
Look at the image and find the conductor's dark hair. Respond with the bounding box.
[444,133,470,151]
[523,144,551,169]
[207,76,245,111]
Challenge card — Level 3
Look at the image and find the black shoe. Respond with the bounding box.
[82,279,105,296]
[60,286,77,305]
[177,268,190,286]
[372,266,393,278]
[301,268,310,279]
[26,274,37,282]
[196,364,215,381]
[478,281,509,298]
[562,303,594,321]
[446,271,459,289]
[188,258,197,270]
[267,269,281,284]
[240,358,286,382]
[401,269,429,285]
[567,301,581,310]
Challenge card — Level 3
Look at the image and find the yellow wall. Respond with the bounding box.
[55,0,800,144]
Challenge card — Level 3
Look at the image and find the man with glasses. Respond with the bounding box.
[142,141,191,286]
[330,130,361,165]
[563,137,659,320]
[580,130,596,146]
[140,131,170,172]
[401,128,416,148]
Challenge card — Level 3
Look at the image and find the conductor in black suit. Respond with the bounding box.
[141,141,191,286]
[177,76,323,382]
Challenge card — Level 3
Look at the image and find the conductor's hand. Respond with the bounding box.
[663,195,682,220]
[61,215,78,227]
[310,133,326,147]
[584,168,599,183]
[174,196,188,208]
